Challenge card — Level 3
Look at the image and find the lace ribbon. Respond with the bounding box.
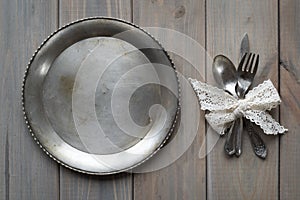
[189,78,288,135]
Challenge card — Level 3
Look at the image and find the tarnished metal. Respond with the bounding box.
[244,118,267,159]
[22,17,180,175]
[240,33,249,60]
[212,55,238,97]
[212,55,238,156]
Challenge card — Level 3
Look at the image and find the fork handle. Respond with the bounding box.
[235,117,243,157]
[236,83,247,98]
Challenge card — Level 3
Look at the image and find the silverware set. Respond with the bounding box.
[212,34,267,158]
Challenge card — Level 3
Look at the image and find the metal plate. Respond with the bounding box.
[22,17,179,174]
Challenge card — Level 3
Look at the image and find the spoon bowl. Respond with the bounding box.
[212,55,237,96]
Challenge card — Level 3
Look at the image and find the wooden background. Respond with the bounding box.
[0,0,299,199]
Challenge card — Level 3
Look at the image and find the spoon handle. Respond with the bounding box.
[224,120,236,156]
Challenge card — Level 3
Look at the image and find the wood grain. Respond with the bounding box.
[59,1,133,199]
[60,169,132,200]
[133,0,206,199]
[59,0,131,24]
[0,0,59,199]
[280,0,300,199]
[206,0,279,199]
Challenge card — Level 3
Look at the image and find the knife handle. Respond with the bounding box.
[244,118,267,159]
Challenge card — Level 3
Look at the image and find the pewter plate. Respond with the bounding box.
[22,17,179,174]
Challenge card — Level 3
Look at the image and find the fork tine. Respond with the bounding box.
[244,53,252,71]
[248,54,256,72]
[252,54,259,74]
[238,53,247,71]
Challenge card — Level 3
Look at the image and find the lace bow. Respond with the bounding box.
[189,78,288,135]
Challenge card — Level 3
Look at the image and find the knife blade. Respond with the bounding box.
[240,33,250,60]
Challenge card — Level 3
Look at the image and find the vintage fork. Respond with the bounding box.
[236,53,259,98]
[236,53,267,158]
[224,53,258,156]
[234,53,259,156]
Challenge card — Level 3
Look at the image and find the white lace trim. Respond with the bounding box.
[189,78,288,135]
[245,110,287,135]
[245,80,281,111]
[189,78,237,111]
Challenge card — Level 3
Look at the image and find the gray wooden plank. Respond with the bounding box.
[59,0,131,22]
[206,0,279,199]
[0,0,59,199]
[133,0,206,199]
[59,1,133,199]
[280,0,300,199]
[60,169,132,200]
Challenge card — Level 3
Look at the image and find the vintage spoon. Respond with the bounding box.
[212,55,237,155]
[212,55,238,97]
